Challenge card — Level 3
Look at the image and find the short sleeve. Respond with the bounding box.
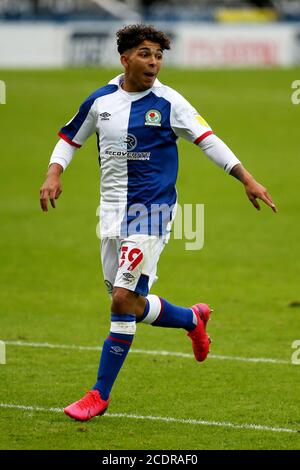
[170,93,213,144]
[58,94,97,148]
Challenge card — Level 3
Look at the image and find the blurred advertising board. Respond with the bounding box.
[0,21,299,68]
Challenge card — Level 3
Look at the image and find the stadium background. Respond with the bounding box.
[0,0,299,450]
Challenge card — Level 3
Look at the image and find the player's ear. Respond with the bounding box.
[120,54,129,69]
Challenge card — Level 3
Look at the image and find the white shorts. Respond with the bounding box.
[101,234,167,297]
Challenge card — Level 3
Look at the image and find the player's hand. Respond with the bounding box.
[40,175,62,212]
[244,179,277,213]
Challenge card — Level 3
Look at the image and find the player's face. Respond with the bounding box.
[121,40,163,92]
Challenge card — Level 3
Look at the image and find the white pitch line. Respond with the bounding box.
[5,341,100,352]
[4,340,290,365]
[0,403,298,435]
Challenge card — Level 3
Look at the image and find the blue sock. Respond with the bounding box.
[141,296,196,331]
[93,313,135,400]
[136,299,150,323]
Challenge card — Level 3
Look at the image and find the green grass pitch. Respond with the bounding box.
[0,67,300,450]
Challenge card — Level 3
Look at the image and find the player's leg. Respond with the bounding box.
[133,237,212,362]
[64,236,148,421]
[136,294,197,330]
[64,286,138,422]
[64,238,124,421]
[136,295,212,362]
[90,235,162,415]
[91,286,138,403]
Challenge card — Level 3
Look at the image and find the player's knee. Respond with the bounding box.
[111,287,137,314]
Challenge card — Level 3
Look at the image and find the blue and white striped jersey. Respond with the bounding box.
[58,74,213,237]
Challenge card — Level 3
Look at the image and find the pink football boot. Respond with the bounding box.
[187,303,212,362]
[64,390,109,421]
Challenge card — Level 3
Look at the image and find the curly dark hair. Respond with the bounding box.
[116,24,171,54]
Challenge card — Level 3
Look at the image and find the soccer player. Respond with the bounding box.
[40,24,277,422]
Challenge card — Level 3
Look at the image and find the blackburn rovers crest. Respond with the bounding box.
[145,109,161,127]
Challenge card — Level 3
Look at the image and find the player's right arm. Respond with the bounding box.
[40,91,98,212]
[40,137,77,211]
[40,162,63,212]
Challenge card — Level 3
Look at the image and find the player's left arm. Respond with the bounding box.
[169,93,277,212]
[229,163,277,213]
[198,134,277,213]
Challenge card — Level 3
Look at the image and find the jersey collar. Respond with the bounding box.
[108,74,163,90]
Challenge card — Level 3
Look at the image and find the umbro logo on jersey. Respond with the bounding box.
[122,272,135,282]
[145,109,161,127]
[99,112,111,120]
